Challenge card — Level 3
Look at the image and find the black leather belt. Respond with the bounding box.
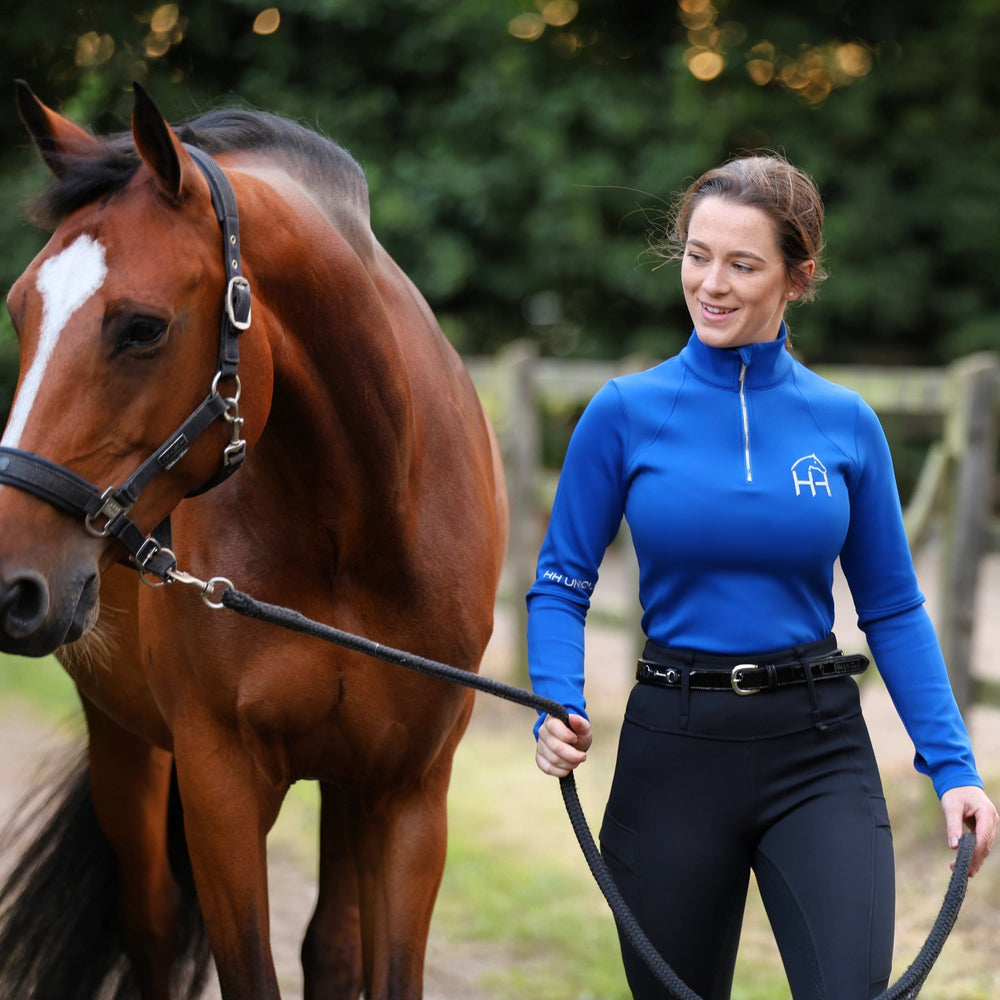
[635,652,869,696]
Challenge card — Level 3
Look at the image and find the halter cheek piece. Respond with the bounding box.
[0,146,250,582]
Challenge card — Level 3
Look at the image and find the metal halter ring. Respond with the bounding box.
[133,543,175,588]
[210,371,242,405]
[84,487,131,539]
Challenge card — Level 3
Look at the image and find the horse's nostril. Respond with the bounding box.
[0,571,51,639]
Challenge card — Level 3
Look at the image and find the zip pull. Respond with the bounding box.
[739,363,752,482]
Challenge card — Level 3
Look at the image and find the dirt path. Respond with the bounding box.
[1,545,997,998]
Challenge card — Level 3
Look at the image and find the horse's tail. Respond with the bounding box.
[0,746,212,1000]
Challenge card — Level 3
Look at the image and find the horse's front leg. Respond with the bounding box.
[81,697,179,1000]
[350,750,459,1000]
[172,719,286,1000]
[302,780,364,1000]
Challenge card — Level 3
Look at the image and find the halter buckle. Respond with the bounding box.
[84,488,131,538]
[225,275,252,330]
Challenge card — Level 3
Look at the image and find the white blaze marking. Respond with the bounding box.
[1,234,108,449]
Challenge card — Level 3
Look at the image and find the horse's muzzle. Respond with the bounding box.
[0,568,98,656]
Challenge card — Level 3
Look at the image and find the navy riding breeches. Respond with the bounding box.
[599,652,894,1000]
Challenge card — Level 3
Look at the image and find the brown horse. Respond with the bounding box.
[0,82,507,1000]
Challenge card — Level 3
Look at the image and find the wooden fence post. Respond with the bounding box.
[496,340,539,685]
[937,352,999,713]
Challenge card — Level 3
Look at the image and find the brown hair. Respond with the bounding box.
[656,153,827,301]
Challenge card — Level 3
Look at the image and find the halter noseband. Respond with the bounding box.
[0,146,251,581]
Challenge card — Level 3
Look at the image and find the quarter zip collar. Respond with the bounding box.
[680,325,793,390]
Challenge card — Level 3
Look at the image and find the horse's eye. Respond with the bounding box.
[120,317,167,349]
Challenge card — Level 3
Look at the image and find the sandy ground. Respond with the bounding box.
[0,543,997,998]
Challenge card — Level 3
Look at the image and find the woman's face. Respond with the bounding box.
[681,196,811,349]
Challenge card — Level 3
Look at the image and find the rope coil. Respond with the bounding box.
[220,587,974,1000]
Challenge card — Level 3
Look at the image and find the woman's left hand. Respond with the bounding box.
[940,785,999,877]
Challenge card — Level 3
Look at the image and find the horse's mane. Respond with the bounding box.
[31,108,370,235]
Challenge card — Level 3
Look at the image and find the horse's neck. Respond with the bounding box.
[248,249,415,521]
[273,335,412,486]
[239,169,457,552]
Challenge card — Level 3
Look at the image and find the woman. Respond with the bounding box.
[526,154,997,999]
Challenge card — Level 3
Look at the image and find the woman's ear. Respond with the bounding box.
[788,259,816,300]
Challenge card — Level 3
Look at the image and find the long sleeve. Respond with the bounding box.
[865,605,980,796]
[526,381,629,735]
[839,400,980,796]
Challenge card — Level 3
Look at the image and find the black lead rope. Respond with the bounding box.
[220,587,974,1000]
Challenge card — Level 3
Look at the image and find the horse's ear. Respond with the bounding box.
[131,81,199,202]
[15,80,103,178]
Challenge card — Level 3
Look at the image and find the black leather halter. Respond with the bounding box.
[0,145,251,581]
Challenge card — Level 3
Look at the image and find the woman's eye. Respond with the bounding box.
[732,262,753,274]
[120,317,167,349]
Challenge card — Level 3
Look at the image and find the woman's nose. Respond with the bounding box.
[702,262,728,294]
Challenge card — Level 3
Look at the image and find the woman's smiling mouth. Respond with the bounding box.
[701,302,737,317]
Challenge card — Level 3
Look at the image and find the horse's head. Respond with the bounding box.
[0,83,261,655]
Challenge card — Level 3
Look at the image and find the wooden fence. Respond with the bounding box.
[466,345,1000,714]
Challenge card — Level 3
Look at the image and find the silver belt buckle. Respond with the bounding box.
[730,664,760,696]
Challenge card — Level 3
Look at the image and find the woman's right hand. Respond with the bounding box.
[535,713,593,777]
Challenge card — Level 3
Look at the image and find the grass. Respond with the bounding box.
[436,706,628,1000]
[3,653,997,1000]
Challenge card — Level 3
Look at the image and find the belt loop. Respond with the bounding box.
[676,647,694,729]
[797,647,827,732]
[679,664,691,729]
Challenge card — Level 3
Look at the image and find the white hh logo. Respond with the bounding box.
[791,454,832,497]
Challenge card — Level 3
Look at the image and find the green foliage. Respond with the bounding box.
[0,0,998,393]
[0,651,80,718]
